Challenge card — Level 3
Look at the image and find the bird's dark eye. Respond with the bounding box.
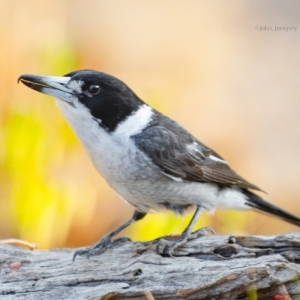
[87,84,100,95]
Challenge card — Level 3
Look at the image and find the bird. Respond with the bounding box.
[18,70,300,260]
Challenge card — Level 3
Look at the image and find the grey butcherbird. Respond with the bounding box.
[18,70,300,260]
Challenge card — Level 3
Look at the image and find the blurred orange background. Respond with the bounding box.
[0,0,300,250]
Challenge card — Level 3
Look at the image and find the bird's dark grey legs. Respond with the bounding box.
[157,206,214,257]
[181,206,204,236]
[73,210,146,261]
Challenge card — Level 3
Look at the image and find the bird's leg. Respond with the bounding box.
[73,210,146,261]
[157,206,214,257]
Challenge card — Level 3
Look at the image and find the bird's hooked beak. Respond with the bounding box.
[18,74,74,103]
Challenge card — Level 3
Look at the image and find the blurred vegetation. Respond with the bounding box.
[0,0,299,250]
[2,41,80,248]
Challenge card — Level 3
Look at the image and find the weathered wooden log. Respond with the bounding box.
[1,233,300,299]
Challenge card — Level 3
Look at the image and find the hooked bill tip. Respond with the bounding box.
[17,75,23,84]
[18,74,34,84]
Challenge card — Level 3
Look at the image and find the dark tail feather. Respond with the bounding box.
[243,189,300,227]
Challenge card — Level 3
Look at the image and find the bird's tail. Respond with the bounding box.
[243,189,300,227]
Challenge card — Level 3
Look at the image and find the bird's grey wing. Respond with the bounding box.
[132,121,263,192]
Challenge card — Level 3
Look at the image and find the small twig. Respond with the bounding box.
[0,239,37,250]
[144,290,155,300]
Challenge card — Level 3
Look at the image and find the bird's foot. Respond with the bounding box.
[190,226,215,240]
[73,236,131,261]
[156,226,215,257]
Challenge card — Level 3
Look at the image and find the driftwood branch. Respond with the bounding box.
[1,233,300,299]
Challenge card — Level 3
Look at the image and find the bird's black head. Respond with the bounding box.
[18,70,145,132]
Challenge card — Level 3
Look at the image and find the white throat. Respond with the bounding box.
[55,100,154,185]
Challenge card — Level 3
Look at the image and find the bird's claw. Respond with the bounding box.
[156,238,176,257]
[72,236,131,261]
[73,242,109,261]
[190,226,215,239]
[156,226,215,257]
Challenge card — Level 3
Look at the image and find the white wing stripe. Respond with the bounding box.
[209,155,228,165]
